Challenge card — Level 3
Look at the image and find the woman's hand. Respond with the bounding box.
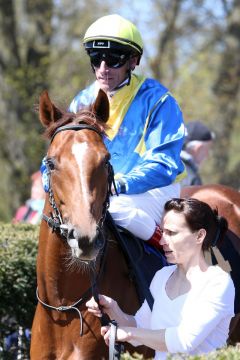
[101,325,132,346]
[86,294,136,327]
[86,295,115,318]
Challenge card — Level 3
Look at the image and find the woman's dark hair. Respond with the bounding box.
[164,198,228,251]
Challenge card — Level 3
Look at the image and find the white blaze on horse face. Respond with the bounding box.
[72,141,89,201]
[71,141,97,255]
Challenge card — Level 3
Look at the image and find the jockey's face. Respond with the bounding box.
[91,53,138,94]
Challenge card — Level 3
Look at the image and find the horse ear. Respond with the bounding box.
[92,89,109,123]
[39,90,63,127]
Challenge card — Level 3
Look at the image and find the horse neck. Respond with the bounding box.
[37,222,93,306]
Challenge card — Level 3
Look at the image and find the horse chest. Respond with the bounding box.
[32,306,106,359]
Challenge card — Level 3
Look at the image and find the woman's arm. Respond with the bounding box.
[87,296,162,349]
[101,326,168,352]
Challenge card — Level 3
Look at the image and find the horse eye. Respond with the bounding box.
[46,157,55,170]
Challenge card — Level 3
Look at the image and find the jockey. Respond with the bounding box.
[44,14,186,250]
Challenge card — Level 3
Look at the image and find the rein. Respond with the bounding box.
[92,269,124,360]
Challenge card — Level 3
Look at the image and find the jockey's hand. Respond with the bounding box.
[86,295,115,318]
[111,179,127,195]
[111,181,120,196]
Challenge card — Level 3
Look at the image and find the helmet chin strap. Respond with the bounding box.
[116,59,136,89]
[126,68,132,86]
[110,62,133,91]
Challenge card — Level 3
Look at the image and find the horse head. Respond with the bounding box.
[39,89,112,262]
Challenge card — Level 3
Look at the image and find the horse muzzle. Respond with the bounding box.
[64,224,105,261]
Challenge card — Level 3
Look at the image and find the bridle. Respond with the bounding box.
[37,124,119,352]
[42,124,115,239]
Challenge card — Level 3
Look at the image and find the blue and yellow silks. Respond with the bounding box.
[69,74,185,194]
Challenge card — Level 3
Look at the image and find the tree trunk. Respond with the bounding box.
[0,0,53,219]
[212,0,240,186]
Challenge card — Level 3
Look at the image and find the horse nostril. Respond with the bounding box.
[67,227,80,241]
[67,228,75,240]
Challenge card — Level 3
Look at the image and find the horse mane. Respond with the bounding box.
[44,108,108,140]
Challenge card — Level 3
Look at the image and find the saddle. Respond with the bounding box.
[105,212,168,310]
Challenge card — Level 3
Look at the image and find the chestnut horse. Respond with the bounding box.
[181,185,240,344]
[30,90,155,359]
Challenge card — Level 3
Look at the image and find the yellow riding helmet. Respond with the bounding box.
[83,14,143,62]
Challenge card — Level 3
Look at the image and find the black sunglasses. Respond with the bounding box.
[89,51,130,69]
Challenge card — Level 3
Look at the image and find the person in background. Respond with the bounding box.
[86,198,235,360]
[13,171,45,225]
[64,14,186,250]
[181,120,215,187]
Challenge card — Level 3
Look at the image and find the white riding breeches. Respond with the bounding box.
[109,182,181,240]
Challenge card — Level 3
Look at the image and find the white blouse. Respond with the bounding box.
[134,265,235,360]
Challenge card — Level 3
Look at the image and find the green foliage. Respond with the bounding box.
[0,0,109,222]
[121,346,240,359]
[0,223,38,331]
[168,346,240,359]
[0,0,52,221]
[121,352,152,359]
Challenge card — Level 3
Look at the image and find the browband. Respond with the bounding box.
[51,124,102,143]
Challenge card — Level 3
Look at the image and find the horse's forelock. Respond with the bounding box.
[43,109,108,139]
[74,109,108,134]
